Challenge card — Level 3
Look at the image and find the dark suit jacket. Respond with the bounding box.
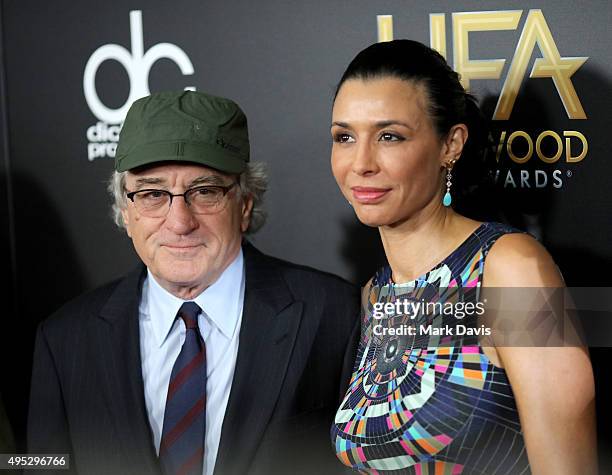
[27,243,360,475]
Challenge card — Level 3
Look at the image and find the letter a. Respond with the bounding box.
[495,10,587,120]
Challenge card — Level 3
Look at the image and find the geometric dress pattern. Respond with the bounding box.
[332,222,531,474]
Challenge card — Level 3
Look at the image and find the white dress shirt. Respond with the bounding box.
[139,249,245,475]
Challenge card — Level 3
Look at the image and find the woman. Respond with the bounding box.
[330,40,596,474]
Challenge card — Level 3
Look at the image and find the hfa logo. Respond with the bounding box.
[377,10,589,189]
[83,10,195,161]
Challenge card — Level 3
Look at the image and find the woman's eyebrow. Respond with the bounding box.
[374,120,414,130]
[331,120,415,130]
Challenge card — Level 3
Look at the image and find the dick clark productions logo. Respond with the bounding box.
[83,10,195,161]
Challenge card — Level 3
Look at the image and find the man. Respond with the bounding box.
[28,91,359,475]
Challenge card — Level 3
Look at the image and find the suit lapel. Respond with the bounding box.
[96,266,161,474]
[215,244,304,474]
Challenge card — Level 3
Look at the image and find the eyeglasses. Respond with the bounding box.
[125,182,238,217]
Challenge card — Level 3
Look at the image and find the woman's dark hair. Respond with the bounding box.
[334,39,495,217]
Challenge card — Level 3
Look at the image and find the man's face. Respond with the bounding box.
[121,162,252,298]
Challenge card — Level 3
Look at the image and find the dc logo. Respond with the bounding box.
[83,10,195,124]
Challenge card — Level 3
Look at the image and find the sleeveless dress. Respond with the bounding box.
[331,222,531,474]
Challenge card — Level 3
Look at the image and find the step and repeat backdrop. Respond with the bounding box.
[1,0,610,464]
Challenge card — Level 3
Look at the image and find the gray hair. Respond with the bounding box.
[108,162,268,234]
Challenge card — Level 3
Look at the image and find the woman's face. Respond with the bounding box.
[331,77,450,228]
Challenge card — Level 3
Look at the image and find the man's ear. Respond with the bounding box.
[440,123,468,166]
[121,208,132,238]
[240,194,254,233]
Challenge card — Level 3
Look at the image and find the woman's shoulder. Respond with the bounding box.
[482,229,564,287]
[475,220,522,246]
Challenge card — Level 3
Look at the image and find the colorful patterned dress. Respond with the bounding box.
[331,222,530,474]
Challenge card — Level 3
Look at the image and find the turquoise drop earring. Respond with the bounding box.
[443,162,455,207]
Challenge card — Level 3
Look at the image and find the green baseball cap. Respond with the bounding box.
[115,90,249,173]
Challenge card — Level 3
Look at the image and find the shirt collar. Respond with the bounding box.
[143,249,245,347]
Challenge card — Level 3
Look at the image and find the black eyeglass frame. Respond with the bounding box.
[125,182,238,211]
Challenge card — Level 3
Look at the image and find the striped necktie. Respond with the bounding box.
[159,302,206,475]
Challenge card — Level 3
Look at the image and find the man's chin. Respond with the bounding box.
[152,268,211,297]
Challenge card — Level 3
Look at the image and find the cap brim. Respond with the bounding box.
[116,141,248,174]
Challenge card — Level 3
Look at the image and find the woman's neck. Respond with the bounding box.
[379,206,479,283]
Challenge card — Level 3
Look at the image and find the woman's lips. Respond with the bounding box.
[351,186,391,203]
